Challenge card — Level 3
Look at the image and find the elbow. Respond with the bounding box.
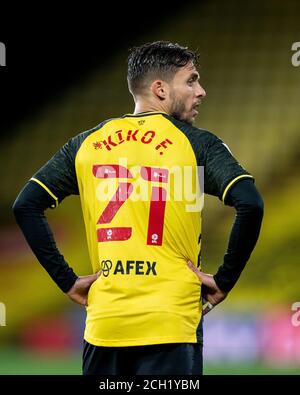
[249,195,264,220]
[237,194,264,222]
[12,195,24,219]
[12,182,49,221]
[12,187,30,219]
[12,182,35,219]
[257,195,264,215]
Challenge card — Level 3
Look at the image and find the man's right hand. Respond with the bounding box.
[66,271,101,306]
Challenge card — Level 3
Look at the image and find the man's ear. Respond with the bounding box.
[150,80,168,100]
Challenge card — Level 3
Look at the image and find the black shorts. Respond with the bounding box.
[82,341,203,375]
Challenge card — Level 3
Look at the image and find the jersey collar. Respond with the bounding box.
[123,111,168,117]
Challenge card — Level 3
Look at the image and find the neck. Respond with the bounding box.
[133,99,169,115]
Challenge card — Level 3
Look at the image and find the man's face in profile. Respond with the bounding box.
[168,62,206,125]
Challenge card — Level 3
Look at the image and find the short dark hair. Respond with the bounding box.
[127,41,199,95]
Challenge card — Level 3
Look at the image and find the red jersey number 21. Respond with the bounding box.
[92,164,169,246]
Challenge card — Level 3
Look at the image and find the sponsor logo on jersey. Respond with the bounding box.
[100,259,157,276]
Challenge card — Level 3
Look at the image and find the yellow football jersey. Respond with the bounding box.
[30,111,252,346]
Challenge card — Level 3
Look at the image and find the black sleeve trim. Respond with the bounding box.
[222,174,254,203]
[30,177,59,208]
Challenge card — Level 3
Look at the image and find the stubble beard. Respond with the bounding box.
[169,95,194,125]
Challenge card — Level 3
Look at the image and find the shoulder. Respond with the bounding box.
[162,114,224,163]
[66,117,122,154]
[162,114,220,146]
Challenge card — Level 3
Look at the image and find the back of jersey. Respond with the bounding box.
[32,110,251,346]
[76,112,203,346]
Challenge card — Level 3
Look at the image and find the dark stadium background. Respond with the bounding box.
[0,3,178,139]
[1,0,300,374]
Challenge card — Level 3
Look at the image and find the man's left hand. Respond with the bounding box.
[187,260,228,315]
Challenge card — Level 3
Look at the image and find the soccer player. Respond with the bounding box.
[12,41,264,375]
